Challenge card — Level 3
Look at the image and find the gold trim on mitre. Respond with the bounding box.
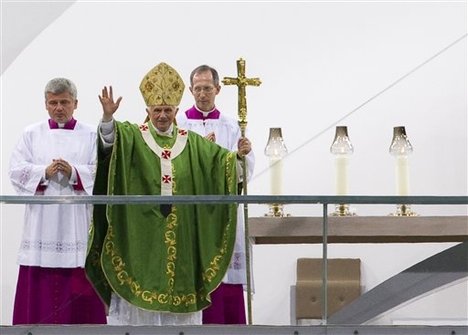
[139,62,185,106]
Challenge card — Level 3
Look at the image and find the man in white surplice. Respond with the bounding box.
[9,78,105,325]
[177,64,255,324]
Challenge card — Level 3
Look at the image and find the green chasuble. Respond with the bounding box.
[85,121,238,313]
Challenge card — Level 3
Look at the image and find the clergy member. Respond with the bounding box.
[9,78,106,324]
[85,62,252,325]
[177,64,255,324]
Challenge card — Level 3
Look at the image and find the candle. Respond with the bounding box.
[335,155,349,195]
[270,157,283,195]
[396,155,410,196]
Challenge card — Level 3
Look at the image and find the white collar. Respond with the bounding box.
[194,104,216,117]
[152,123,174,137]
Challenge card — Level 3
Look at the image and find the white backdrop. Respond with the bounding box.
[1,0,467,326]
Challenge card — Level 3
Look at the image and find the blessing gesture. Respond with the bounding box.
[99,86,122,122]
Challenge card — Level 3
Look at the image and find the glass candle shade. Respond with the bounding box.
[330,126,354,216]
[264,127,288,217]
[389,126,417,216]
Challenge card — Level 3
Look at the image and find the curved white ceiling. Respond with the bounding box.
[1,1,75,74]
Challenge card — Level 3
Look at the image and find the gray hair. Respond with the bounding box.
[189,65,220,87]
[44,78,77,100]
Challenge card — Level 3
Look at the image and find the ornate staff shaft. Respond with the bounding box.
[222,58,261,325]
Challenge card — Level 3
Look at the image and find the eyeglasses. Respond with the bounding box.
[192,86,215,94]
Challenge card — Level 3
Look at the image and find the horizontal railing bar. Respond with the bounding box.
[0,195,467,205]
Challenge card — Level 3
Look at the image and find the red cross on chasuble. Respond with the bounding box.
[139,124,188,196]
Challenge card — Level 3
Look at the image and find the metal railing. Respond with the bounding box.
[1,195,467,205]
[1,195,467,326]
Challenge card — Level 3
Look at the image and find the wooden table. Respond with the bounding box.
[248,216,468,244]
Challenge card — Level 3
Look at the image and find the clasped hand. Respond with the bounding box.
[45,159,72,179]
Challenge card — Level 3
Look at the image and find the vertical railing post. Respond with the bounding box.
[322,203,328,324]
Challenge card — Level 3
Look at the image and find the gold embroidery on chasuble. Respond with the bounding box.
[102,124,195,308]
[104,225,143,298]
[103,124,235,310]
[139,124,189,305]
[140,124,193,306]
[202,151,236,283]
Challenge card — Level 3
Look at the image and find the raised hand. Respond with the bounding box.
[99,86,122,121]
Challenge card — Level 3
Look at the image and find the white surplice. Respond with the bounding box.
[9,120,97,268]
[107,293,202,326]
[177,110,255,286]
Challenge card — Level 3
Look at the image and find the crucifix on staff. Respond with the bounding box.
[223,58,262,137]
[222,58,261,325]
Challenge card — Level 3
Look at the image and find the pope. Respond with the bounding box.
[85,62,250,325]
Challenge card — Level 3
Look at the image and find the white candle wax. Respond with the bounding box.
[335,155,349,195]
[270,157,283,195]
[396,155,410,195]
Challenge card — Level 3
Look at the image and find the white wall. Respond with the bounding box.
[1,0,467,326]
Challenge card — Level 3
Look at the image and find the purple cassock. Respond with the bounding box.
[13,266,106,325]
[202,283,246,324]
